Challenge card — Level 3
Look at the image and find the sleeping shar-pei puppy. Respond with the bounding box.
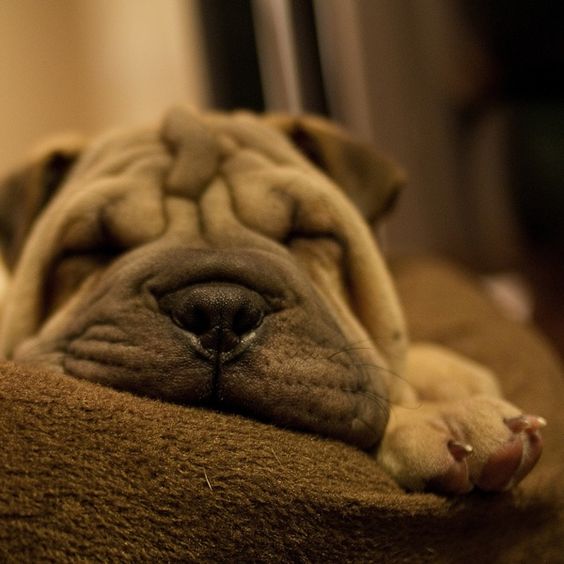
[0,107,544,494]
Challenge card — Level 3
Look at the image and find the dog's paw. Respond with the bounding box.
[377,396,545,494]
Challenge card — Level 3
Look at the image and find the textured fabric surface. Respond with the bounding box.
[1,257,562,562]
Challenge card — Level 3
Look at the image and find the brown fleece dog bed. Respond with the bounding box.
[1,257,562,562]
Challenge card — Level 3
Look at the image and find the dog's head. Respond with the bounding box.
[0,108,406,450]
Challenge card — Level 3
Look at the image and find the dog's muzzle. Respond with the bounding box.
[9,244,391,450]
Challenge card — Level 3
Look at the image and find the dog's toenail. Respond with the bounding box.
[504,415,530,432]
[504,415,547,433]
[448,440,473,461]
[534,416,547,428]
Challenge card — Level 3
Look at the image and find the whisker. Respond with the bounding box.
[343,358,420,409]
[344,388,391,408]
[349,362,398,376]
[326,340,376,360]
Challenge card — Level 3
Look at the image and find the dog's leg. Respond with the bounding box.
[377,343,545,493]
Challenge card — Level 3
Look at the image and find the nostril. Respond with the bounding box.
[173,304,211,335]
[233,303,264,335]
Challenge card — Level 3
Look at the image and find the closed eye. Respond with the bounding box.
[283,228,339,245]
[285,229,345,256]
[286,233,345,267]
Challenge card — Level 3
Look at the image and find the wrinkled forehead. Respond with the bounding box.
[53,107,356,249]
[67,107,317,199]
[163,108,318,199]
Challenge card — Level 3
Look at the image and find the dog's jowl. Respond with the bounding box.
[0,107,545,494]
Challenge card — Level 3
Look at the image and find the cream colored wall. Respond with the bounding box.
[0,1,84,169]
[0,0,209,171]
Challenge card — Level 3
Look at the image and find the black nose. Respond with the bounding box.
[159,283,267,354]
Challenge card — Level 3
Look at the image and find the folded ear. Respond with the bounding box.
[264,114,405,223]
[0,136,83,269]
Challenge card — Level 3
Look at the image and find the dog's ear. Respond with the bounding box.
[265,114,405,223]
[0,137,83,269]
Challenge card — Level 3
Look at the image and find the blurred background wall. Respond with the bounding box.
[0,0,208,170]
[1,0,563,351]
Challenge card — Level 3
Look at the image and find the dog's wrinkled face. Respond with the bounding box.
[0,109,406,450]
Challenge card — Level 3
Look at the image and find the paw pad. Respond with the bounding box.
[475,414,546,492]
